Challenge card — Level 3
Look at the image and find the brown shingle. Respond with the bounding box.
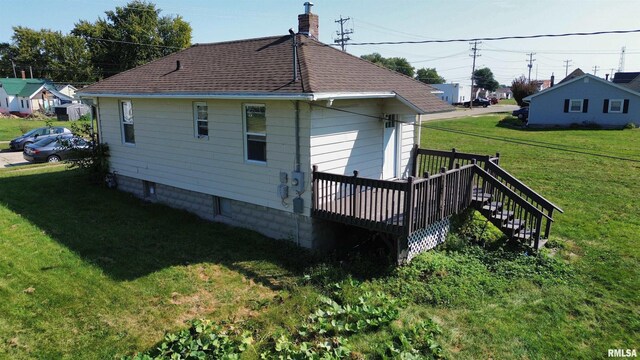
[80,35,452,113]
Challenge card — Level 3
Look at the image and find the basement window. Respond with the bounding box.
[143,181,156,198]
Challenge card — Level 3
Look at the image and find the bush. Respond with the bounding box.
[623,122,638,129]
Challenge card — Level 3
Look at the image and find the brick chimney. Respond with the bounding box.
[298,2,318,39]
[21,70,26,79]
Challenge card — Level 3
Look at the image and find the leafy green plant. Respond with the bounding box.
[65,120,110,183]
[123,320,251,360]
[385,321,445,359]
[623,122,637,129]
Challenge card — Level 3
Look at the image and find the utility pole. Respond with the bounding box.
[10,59,17,78]
[592,65,600,76]
[527,52,536,82]
[469,40,481,109]
[563,59,572,77]
[334,16,353,51]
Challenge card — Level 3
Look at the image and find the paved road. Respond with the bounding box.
[422,104,518,121]
[0,148,30,168]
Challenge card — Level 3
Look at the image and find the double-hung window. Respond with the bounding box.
[608,99,623,113]
[244,104,266,163]
[120,100,135,144]
[569,99,583,112]
[193,102,208,138]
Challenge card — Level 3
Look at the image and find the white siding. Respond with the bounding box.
[310,100,418,180]
[97,98,313,215]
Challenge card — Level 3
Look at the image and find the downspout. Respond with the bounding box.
[294,100,300,172]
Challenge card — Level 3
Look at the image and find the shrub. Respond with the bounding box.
[623,122,637,129]
[64,121,110,183]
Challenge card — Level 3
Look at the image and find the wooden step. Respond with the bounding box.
[503,219,524,231]
[513,228,535,240]
[492,211,514,222]
[482,202,502,213]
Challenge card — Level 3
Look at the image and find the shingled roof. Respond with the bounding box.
[79,35,452,114]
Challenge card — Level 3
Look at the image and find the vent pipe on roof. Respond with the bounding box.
[605,73,609,81]
[289,28,298,82]
[304,1,313,14]
[550,73,555,87]
[176,60,182,71]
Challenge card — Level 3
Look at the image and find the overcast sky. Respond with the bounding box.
[1,0,639,85]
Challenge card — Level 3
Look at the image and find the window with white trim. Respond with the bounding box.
[609,99,623,113]
[120,100,135,144]
[193,102,208,138]
[243,104,266,163]
[569,99,583,112]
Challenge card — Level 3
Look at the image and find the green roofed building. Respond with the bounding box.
[0,78,76,115]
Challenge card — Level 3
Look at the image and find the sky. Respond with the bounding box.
[1,0,639,85]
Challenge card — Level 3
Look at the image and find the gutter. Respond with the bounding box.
[77,92,315,101]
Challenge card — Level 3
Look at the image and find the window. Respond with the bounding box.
[569,99,583,112]
[120,100,135,144]
[26,100,29,109]
[193,102,208,138]
[21,99,24,108]
[244,104,266,163]
[5,98,7,107]
[609,99,623,113]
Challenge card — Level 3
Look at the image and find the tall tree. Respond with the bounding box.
[360,53,415,77]
[72,0,191,79]
[0,42,17,77]
[511,76,538,107]
[415,68,445,84]
[8,27,94,82]
[473,67,499,92]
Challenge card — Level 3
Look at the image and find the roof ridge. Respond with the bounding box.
[192,35,288,47]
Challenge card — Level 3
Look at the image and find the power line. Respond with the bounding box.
[527,52,536,82]
[563,59,572,77]
[592,65,600,75]
[469,41,481,108]
[334,16,353,52]
[83,36,181,49]
[338,29,640,46]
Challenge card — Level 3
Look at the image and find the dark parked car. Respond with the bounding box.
[512,107,529,120]
[9,126,72,151]
[23,135,89,163]
[463,98,490,108]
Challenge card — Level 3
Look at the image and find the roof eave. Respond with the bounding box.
[77,92,315,101]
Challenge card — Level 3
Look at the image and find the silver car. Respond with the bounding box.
[9,126,72,151]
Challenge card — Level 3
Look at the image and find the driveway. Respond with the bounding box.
[0,148,30,168]
[422,104,518,121]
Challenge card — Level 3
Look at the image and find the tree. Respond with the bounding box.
[511,76,538,107]
[473,67,499,92]
[0,42,17,77]
[415,68,445,84]
[72,0,191,79]
[8,27,94,82]
[360,53,415,77]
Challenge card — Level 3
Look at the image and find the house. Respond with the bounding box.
[493,87,512,100]
[431,83,470,104]
[55,84,78,98]
[612,72,640,92]
[78,4,561,262]
[524,73,639,128]
[0,77,75,115]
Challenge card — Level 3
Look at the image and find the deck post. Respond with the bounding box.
[411,144,419,177]
[454,163,461,212]
[352,170,359,219]
[448,148,457,170]
[438,167,447,219]
[312,165,318,211]
[405,176,415,236]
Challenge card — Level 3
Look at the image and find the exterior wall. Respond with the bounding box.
[7,95,18,112]
[528,77,640,127]
[0,88,8,113]
[309,99,416,180]
[97,97,313,218]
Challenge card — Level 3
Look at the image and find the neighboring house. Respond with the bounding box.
[524,73,639,128]
[558,68,585,84]
[493,87,512,99]
[0,78,76,115]
[612,72,640,92]
[531,79,552,91]
[78,4,560,262]
[55,84,78,98]
[431,83,470,104]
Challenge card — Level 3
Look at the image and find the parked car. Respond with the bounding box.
[23,135,90,163]
[463,98,490,108]
[512,107,529,120]
[9,126,72,151]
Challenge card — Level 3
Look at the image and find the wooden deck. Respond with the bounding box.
[311,148,562,249]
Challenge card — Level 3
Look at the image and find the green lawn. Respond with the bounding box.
[0,118,75,141]
[0,114,638,359]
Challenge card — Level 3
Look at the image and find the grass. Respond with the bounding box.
[0,114,638,358]
[497,98,517,105]
[0,117,73,141]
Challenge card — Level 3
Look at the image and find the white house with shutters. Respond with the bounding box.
[524,73,639,128]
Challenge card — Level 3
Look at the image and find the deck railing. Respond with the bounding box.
[311,163,476,237]
[412,146,499,177]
